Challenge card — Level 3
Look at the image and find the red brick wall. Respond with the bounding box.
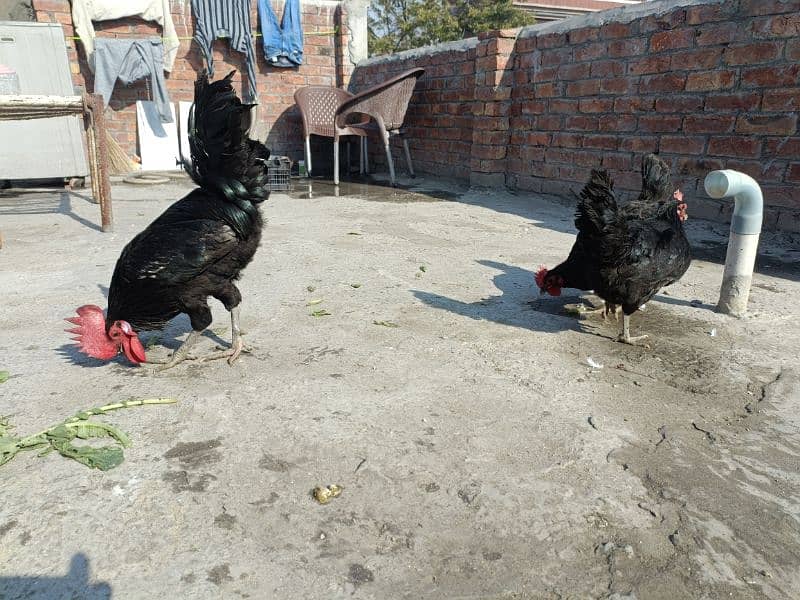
[352,0,800,232]
[32,0,350,161]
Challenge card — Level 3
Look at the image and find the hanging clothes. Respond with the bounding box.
[258,0,303,67]
[93,38,173,123]
[191,0,259,104]
[71,0,179,72]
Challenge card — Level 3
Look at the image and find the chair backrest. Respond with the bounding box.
[294,86,354,138]
[337,68,425,131]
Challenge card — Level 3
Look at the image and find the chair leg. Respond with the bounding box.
[305,136,312,174]
[402,137,415,178]
[362,137,369,174]
[382,131,396,186]
[333,139,340,186]
[359,137,365,175]
[346,141,352,175]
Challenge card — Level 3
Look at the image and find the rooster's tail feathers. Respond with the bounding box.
[186,70,271,203]
[575,169,618,236]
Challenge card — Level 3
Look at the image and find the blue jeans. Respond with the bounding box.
[259,0,303,66]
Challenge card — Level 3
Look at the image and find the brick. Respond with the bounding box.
[669,48,723,71]
[724,159,789,181]
[660,135,706,155]
[723,41,785,65]
[534,115,562,130]
[788,38,800,60]
[601,77,637,95]
[526,132,551,146]
[582,135,618,150]
[705,92,762,111]
[739,0,800,16]
[686,3,739,24]
[473,145,507,160]
[677,157,725,176]
[537,32,568,49]
[589,60,625,79]
[565,115,598,131]
[628,55,671,75]
[654,95,703,112]
[565,79,601,96]
[695,22,741,46]
[650,28,695,52]
[683,114,736,134]
[600,22,637,40]
[557,63,591,81]
[519,100,547,114]
[601,153,632,170]
[619,136,659,153]
[574,42,608,62]
[534,83,561,98]
[787,163,800,183]
[32,0,69,10]
[608,38,646,58]
[736,114,798,135]
[579,98,614,113]
[534,67,558,82]
[639,73,686,93]
[741,65,800,88]
[638,115,683,132]
[549,99,580,113]
[551,132,582,148]
[520,147,546,162]
[707,136,762,158]
[541,47,572,67]
[614,97,655,112]
[751,14,800,38]
[568,27,599,44]
[685,70,735,92]
[639,9,687,33]
[598,114,637,132]
[762,88,800,111]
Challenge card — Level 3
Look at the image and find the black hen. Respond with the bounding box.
[577,169,691,345]
[535,154,673,317]
[67,71,270,370]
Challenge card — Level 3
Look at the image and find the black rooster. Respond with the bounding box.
[576,169,691,345]
[67,71,270,371]
[535,153,674,318]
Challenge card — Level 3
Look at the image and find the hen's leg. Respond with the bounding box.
[618,314,649,346]
[579,301,619,320]
[197,306,252,365]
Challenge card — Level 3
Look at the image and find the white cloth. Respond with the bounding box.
[71,0,179,72]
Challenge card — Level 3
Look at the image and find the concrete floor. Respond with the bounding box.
[0,173,799,599]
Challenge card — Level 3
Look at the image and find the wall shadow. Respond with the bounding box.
[0,553,112,600]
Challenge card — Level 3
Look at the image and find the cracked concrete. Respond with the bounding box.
[1,174,799,599]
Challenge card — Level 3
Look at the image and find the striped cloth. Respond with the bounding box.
[191,0,258,103]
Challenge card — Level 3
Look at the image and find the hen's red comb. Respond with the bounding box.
[534,265,548,288]
[65,305,117,360]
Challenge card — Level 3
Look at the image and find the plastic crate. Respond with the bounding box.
[266,156,291,191]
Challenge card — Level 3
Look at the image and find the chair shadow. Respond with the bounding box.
[0,189,102,232]
[0,553,112,600]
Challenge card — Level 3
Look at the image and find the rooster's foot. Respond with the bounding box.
[617,333,650,348]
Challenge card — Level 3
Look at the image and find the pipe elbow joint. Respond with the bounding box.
[704,170,763,235]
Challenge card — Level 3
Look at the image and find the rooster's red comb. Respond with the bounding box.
[65,305,117,360]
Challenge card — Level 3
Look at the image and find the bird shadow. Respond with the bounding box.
[412,259,589,334]
[0,553,112,600]
[653,293,716,311]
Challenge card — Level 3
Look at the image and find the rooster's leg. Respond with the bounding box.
[195,307,252,365]
[146,330,203,372]
[580,301,619,320]
[618,314,649,346]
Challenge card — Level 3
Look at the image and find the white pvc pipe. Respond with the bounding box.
[703,170,764,317]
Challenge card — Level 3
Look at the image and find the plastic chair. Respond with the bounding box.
[293,86,367,180]
[338,68,425,186]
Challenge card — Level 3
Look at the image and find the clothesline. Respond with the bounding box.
[65,29,337,41]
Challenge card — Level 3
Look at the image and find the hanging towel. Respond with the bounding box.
[259,0,303,67]
[71,0,180,72]
[94,38,173,123]
[191,0,259,104]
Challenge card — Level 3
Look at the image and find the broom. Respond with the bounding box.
[105,131,136,175]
